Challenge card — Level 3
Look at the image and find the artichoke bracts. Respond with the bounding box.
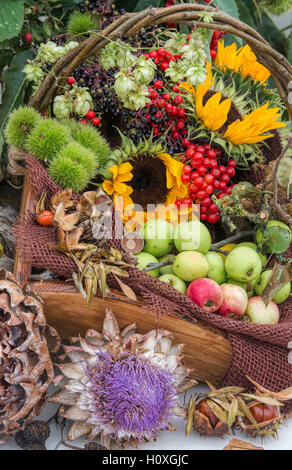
[0,270,59,443]
[50,309,196,449]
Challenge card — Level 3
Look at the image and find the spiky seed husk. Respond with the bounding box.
[49,154,90,193]
[84,442,107,450]
[67,10,96,35]
[26,119,71,162]
[57,141,99,179]
[23,444,47,451]
[23,421,50,444]
[64,119,111,167]
[4,106,41,151]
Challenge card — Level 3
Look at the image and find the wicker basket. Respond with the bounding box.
[14,4,292,387]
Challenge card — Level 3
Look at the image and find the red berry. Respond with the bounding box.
[186,147,196,159]
[154,80,163,89]
[181,174,190,183]
[217,192,226,199]
[149,51,157,58]
[206,148,216,159]
[189,192,197,200]
[228,159,237,168]
[197,166,207,176]
[218,165,227,173]
[204,174,214,185]
[182,198,192,206]
[175,200,181,208]
[211,168,221,178]
[189,183,199,193]
[219,181,227,191]
[86,110,95,120]
[178,108,186,118]
[209,203,218,213]
[207,213,219,223]
[177,120,185,130]
[201,197,211,207]
[182,137,190,148]
[190,172,198,181]
[200,206,208,214]
[213,180,221,189]
[163,93,171,101]
[215,148,222,157]
[81,119,88,125]
[24,32,33,43]
[196,145,206,154]
[174,95,183,105]
[172,85,180,93]
[205,185,214,195]
[157,99,166,108]
[161,62,169,71]
[221,174,230,184]
[67,76,75,86]
[210,50,217,59]
[172,131,179,139]
[226,188,233,195]
[202,158,212,168]
[171,106,178,116]
[210,160,218,169]
[196,190,206,200]
[193,176,204,187]
[227,167,235,177]
[92,117,101,126]
[200,213,208,221]
[183,165,192,175]
[165,103,173,113]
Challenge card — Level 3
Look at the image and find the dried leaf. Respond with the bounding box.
[36,191,47,214]
[109,266,129,278]
[113,275,137,301]
[208,386,245,396]
[224,439,264,450]
[237,397,259,429]
[228,398,239,428]
[207,399,228,425]
[246,376,292,402]
[185,396,196,437]
[51,189,74,211]
[243,394,283,407]
[95,263,107,299]
[262,262,292,306]
[72,272,86,299]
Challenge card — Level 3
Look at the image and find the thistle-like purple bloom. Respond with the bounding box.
[50,310,192,448]
[85,351,177,441]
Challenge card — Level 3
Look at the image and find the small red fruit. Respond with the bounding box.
[92,117,101,126]
[67,76,75,86]
[154,80,163,89]
[86,110,95,120]
[24,32,33,44]
[210,49,217,59]
[36,210,54,227]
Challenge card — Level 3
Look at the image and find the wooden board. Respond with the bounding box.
[14,172,232,385]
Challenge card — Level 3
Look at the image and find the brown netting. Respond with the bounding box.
[14,156,292,408]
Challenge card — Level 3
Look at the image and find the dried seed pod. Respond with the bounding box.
[0,270,60,444]
[238,401,281,438]
[121,232,144,254]
[224,438,264,450]
[193,398,229,437]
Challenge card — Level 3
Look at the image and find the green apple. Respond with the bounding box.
[140,219,174,257]
[173,251,209,282]
[237,242,267,267]
[255,269,291,304]
[227,277,258,298]
[205,252,227,285]
[135,252,160,278]
[158,254,176,275]
[159,274,187,294]
[174,221,211,253]
[256,220,292,254]
[225,246,262,282]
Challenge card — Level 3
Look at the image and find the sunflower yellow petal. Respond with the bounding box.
[102,180,114,195]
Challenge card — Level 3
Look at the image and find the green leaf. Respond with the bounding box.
[216,0,239,19]
[0,50,33,135]
[0,0,25,42]
[262,262,292,306]
[135,0,159,12]
[263,226,291,254]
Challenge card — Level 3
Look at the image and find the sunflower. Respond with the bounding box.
[179,61,285,165]
[102,139,188,229]
[214,41,271,84]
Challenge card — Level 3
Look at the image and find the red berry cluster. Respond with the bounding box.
[145,47,180,71]
[210,30,226,59]
[146,80,187,140]
[176,143,237,224]
[82,110,101,127]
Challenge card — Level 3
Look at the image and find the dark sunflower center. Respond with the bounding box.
[129,154,168,211]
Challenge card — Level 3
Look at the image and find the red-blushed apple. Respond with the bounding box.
[217,284,248,318]
[187,278,223,313]
[246,296,280,324]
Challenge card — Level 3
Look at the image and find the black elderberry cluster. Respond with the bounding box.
[78,0,126,28]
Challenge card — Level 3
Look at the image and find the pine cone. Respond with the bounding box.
[0,270,60,443]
